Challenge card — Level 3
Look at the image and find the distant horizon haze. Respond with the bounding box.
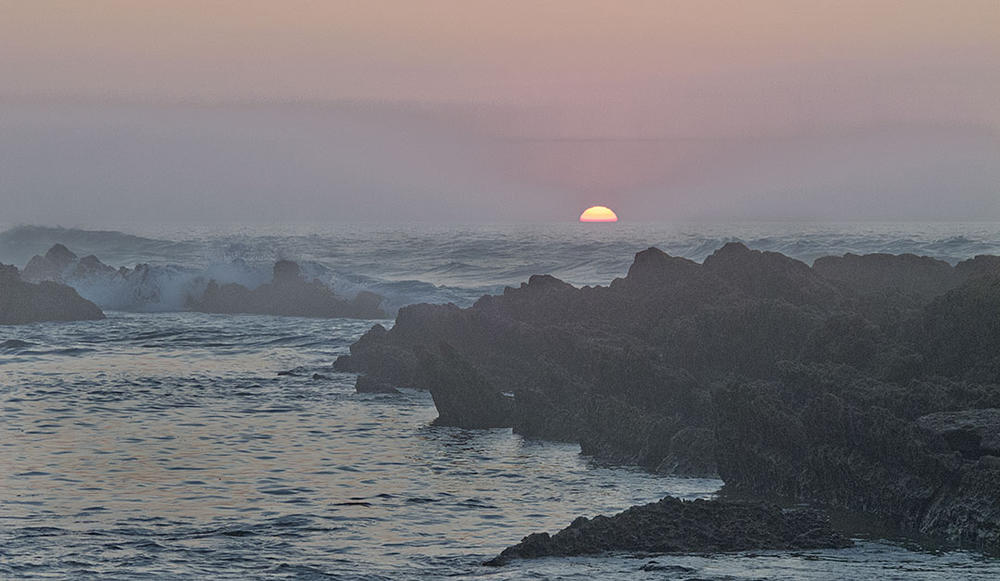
[1,1,998,224]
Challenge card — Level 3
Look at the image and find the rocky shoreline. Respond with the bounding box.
[485,497,852,566]
[1,262,104,325]
[188,259,386,319]
[17,243,387,320]
[335,243,1000,557]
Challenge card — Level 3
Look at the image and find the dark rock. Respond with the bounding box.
[355,374,400,394]
[0,263,105,324]
[639,562,695,573]
[333,324,421,386]
[703,242,841,306]
[18,244,184,311]
[813,253,958,301]
[419,343,513,428]
[45,243,77,270]
[954,255,1000,282]
[340,243,1000,554]
[188,260,386,319]
[917,409,1000,458]
[72,255,117,279]
[484,497,851,565]
[910,277,1000,383]
[272,260,302,285]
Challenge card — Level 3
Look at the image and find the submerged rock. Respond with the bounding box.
[188,260,386,319]
[485,497,851,565]
[0,263,105,324]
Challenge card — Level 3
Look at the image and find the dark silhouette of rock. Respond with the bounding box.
[917,409,1000,458]
[714,362,1000,554]
[189,260,386,319]
[22,243,78,282]
[484,497,851,565]
[703,242,842,306]
[419,343,514,428]
[954,255,1000,282]
[0,263,105,324]
[910,276,1000,383]
[814,253,958,301]
[19,244,173,310]
[339,243,1000,555]
[72,255,117,279]
[354,374,401,394]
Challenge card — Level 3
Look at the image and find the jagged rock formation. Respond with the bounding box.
[813,252,1000,301]
[21,243,79,282]
[20,243,187,309]
[0,263,105,324]
[485,497,851,565]
[339,242,1000,554]
[189,260,386,319]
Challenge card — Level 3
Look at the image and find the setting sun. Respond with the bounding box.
[579,206,618,222]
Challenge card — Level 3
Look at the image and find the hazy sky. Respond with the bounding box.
[1,1,998,223]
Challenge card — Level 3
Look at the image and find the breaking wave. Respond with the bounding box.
[3,222,1000,314]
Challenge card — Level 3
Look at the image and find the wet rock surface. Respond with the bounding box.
[341,243,1000,555]
[189,260,386,319]
[485,497,852,565]
[0,263,105,324]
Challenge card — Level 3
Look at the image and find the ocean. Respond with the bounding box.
[3,222,1000,579]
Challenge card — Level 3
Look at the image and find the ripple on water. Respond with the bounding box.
[2,312,999,579]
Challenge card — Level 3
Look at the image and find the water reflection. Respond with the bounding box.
[2,313,721,578]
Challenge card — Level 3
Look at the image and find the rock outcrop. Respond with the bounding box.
[0,263,105,324]
[813,253,958,300]
[813,252,1000,302]
[21,243,79,282]
[485,497,851,565]
[20,243,191,310]
[188,260,387,319]
[419,343,514,428]
[917,409,1000,459]
[339,243,1000,554]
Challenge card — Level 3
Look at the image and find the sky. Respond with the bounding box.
[1,0,998,224]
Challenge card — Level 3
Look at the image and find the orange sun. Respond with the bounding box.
[579,205,618,222]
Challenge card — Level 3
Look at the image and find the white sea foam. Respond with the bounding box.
[3,222,1000,313]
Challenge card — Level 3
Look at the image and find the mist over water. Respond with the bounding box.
[3,222,1000,314]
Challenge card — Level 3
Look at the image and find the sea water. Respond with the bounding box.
[3,222,1000,579]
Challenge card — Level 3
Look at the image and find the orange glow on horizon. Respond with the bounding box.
[579,205,618,222]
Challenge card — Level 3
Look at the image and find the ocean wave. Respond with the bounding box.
[4,222,1000,314]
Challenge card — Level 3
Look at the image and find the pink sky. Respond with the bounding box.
[1,1,998,223]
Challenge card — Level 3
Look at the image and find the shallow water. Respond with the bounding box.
[2,312,1000,579]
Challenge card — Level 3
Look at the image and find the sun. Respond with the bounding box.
[579,206,618,222]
